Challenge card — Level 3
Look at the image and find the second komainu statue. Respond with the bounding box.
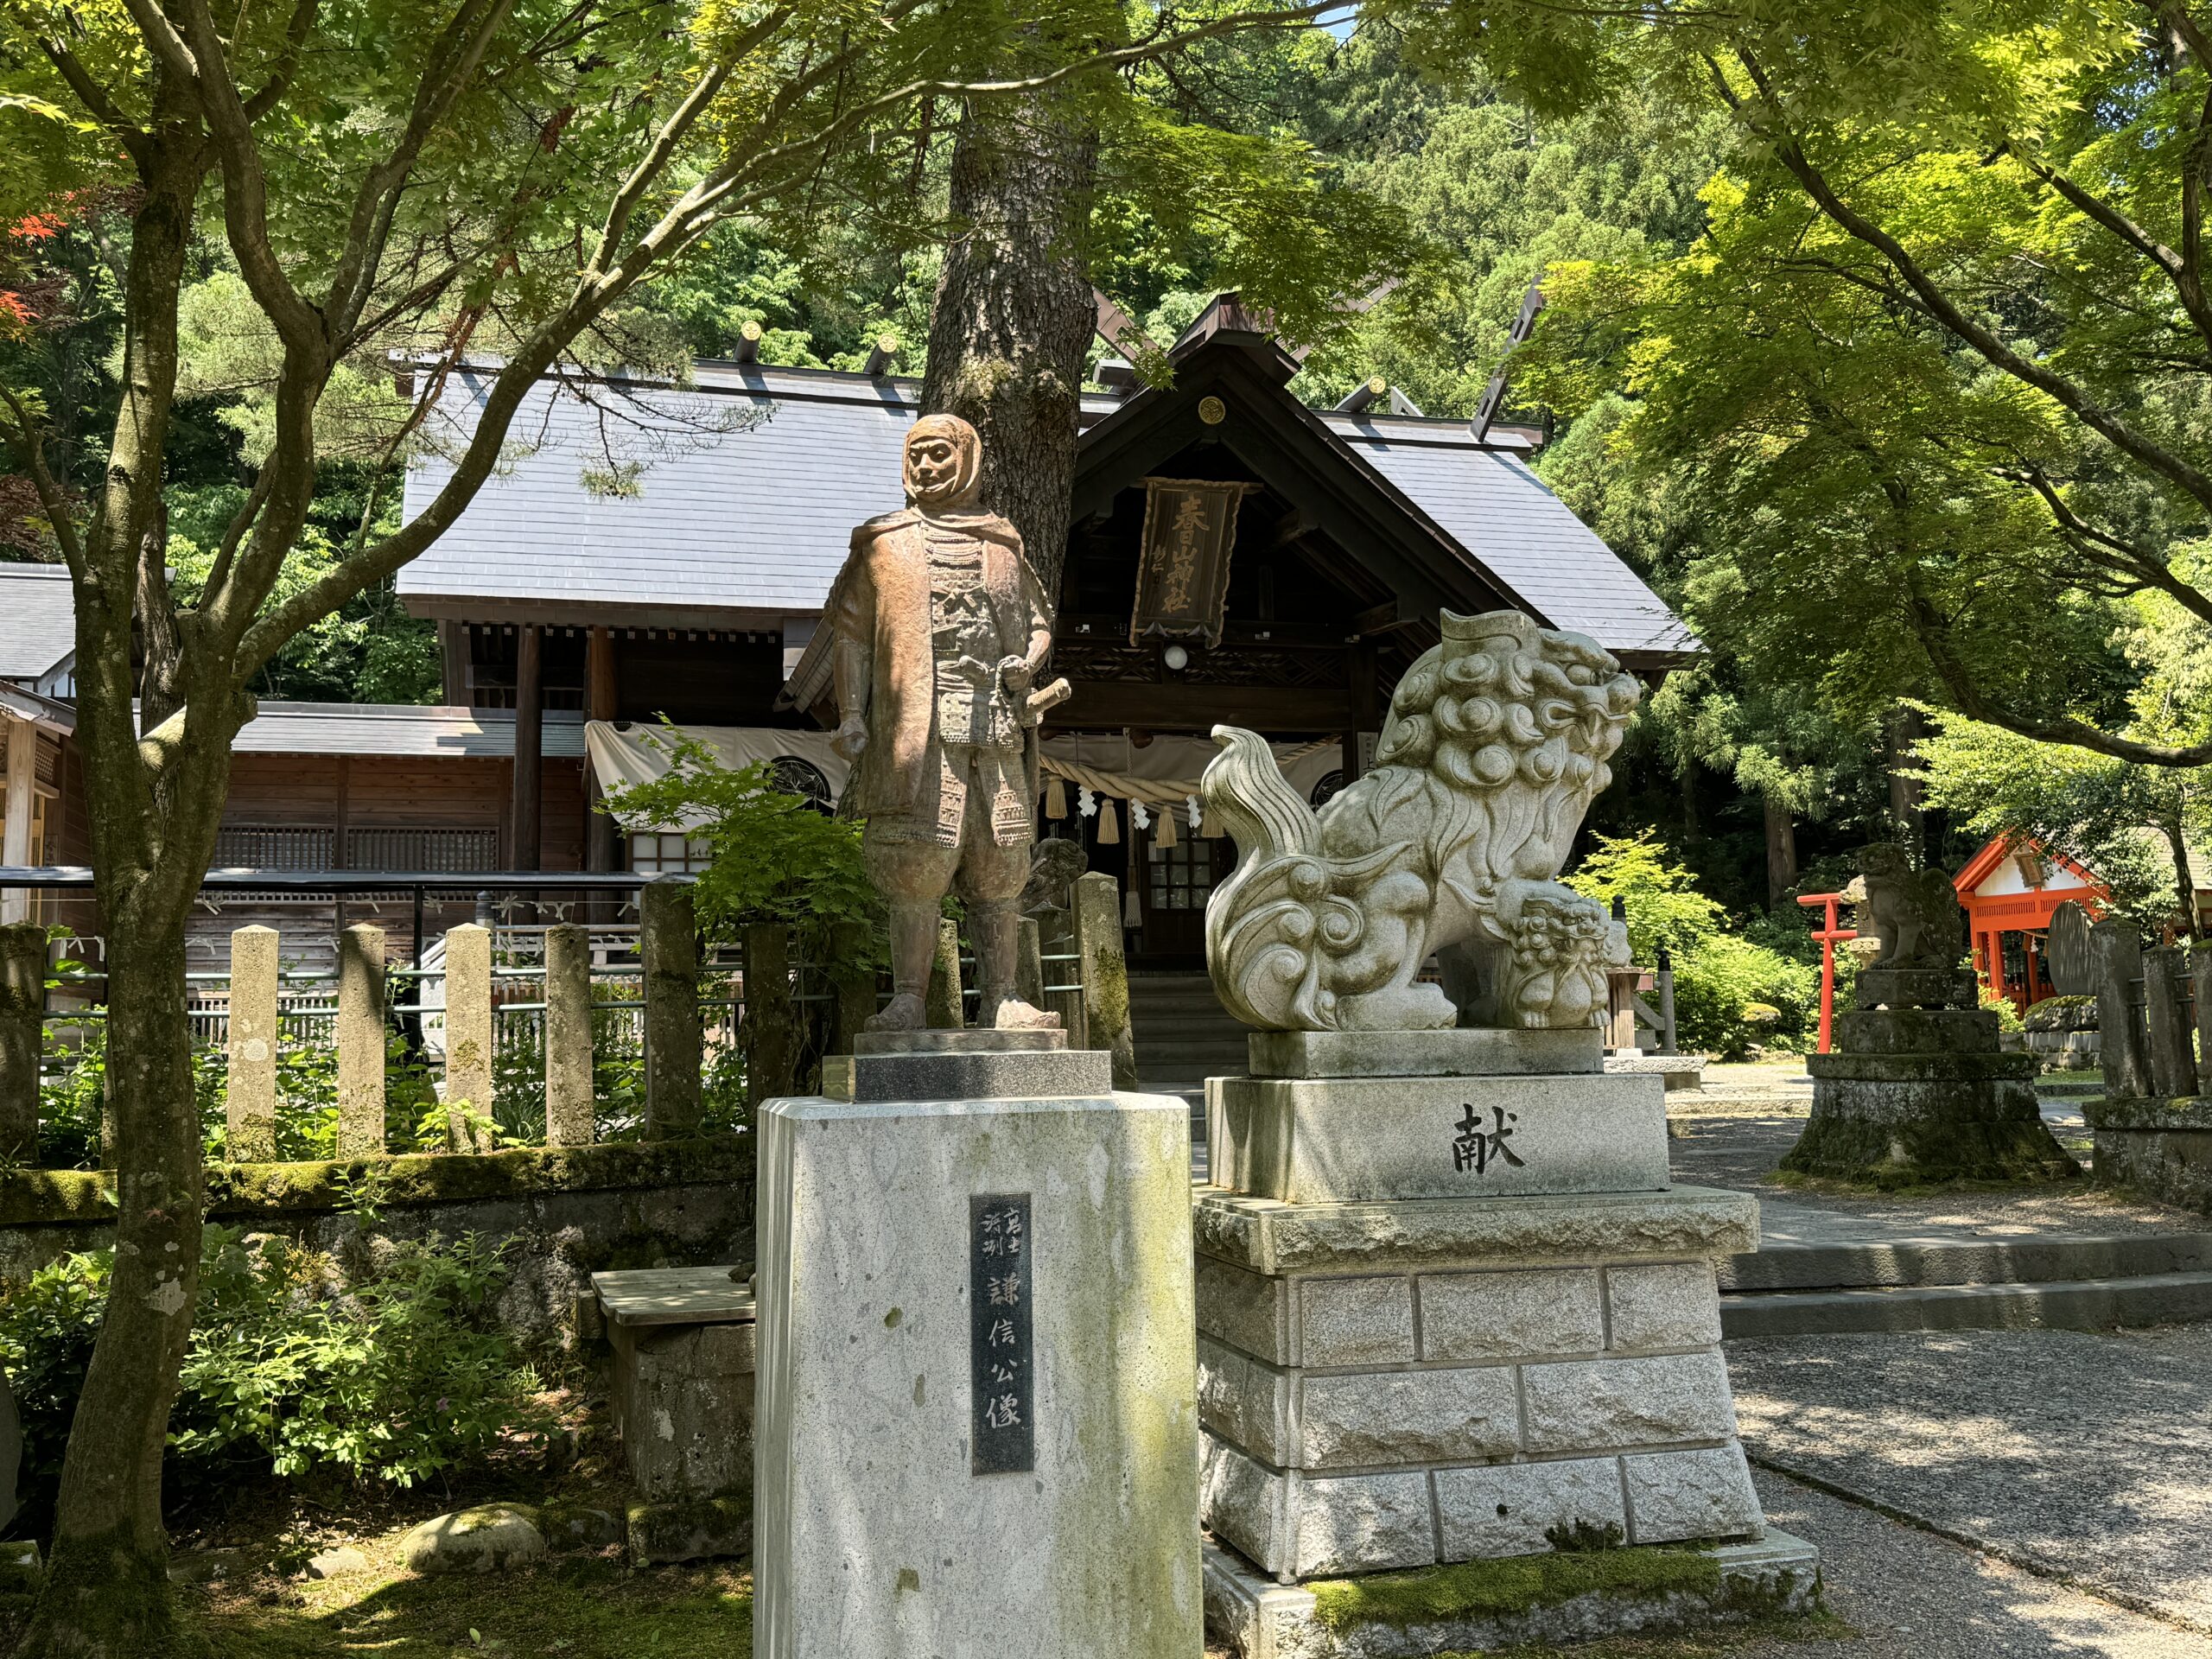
[1201,609,1641,1032]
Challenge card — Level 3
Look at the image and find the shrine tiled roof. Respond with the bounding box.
[397,355,1694,664]
[1320,415,1696,658]
[0,563,79,683]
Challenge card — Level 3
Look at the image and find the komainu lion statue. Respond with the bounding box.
[1856,842,1963,970]
[1200,610,1640,1032]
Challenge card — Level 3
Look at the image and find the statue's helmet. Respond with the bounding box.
[904,414,983,510]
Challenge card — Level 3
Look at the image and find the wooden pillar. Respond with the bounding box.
[1344,639,1379,785]
[512,625,543,871]
[584,626,620,876]
[3,718,35,924]
[439,621,469,705]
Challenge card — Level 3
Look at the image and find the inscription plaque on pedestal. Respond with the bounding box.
[969,1192,1033,1474]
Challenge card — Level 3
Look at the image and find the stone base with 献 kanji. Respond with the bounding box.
[1195,1029,1814,1653]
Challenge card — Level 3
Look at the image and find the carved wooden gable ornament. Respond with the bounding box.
[1130,477,1260,646]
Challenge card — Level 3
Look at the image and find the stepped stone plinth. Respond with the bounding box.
[1783,970,2075,1186]
[1197,1030,1791,1602]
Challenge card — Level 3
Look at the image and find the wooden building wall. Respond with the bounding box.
[221,753,586,870]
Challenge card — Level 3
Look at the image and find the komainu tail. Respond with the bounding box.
[1199,726,1351,1030]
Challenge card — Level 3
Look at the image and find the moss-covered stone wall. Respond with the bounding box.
[0,1135,756,1343]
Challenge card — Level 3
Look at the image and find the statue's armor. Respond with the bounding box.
[928,519,1020,751]
[869,514,1033,849]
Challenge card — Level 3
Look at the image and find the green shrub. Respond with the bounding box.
[0,1227,552,1535]
[1567,831,1819,1060]
[1981,987,2027,1033]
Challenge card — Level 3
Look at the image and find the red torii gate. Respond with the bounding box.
[1796,891,1858,1055]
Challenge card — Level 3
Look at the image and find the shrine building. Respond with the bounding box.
[2,295,1695,971]
[390,294,1693,965]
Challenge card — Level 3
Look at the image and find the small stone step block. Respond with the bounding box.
[1855,968,1979,1009]
[592,1268,757,1505]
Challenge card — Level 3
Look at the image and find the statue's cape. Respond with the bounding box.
[829,506,1047,817]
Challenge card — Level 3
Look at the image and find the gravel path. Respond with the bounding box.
[1726,1469,2212,1658]
[1730,1328,2212,1633]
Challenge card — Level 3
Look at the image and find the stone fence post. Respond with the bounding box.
[335,924,386,1159]
[828,920,876,1053]
[1073,872,1137,1090]
[1015,915,1045,1013]
[743,922,797,1106]
[443,923,494,1153]
[925,918,963,1029]
[2092,918,2152,1100]
[0,922,43,1160]
[641,877,702,1139]
[226,925,279,1163]
[2144,946,2197,1101]
[544,923,595,1147]
[2194,944,2212,1096]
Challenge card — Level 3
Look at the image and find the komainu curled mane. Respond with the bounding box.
[1200,610,1641,1032]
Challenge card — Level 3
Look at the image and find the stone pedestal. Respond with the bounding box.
[1784,974,2074,1185]
[591,1266,757,1565]
[1197,1028,1793,1645]
[2088,1095,2212,1212]
[753,1033,1204,1659]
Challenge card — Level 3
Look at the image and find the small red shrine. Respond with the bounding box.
[1952,836,2106,1013]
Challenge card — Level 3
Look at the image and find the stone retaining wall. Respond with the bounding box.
[0,1135,755,1343]
[2088,1097,2212,1214]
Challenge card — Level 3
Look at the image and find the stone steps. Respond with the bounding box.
[1720,1269,2212,1338]
[1128,971,1250,1099]
[1722,1230,2212,1292]
[1721,1228,2212,1337]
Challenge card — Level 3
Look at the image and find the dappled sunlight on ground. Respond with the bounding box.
[1670,1111,2197,1236]
[188,1508,753,1659]
[1732,1329,2212,1630]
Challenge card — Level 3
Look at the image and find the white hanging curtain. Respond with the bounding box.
[586,721,1348,830]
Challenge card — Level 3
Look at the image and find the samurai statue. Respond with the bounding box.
[827,413,1068,1033]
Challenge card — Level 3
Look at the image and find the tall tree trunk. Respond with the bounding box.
[1763,795,1799,912]
[17,93,217,1659]
[22,922,203,1658]
[1885,705,1926,856]
[920,91,1097,604]
[2163,805,2202,940]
